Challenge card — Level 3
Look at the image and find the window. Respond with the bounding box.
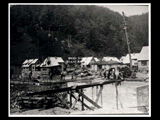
[86,65,91,68]
[43,68,47,71]
[141,61,147,66]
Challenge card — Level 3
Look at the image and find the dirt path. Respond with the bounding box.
[70,81,149,115]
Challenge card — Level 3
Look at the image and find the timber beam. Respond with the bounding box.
[26,80,123,96]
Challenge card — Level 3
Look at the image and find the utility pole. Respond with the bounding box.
[68,34,72,49]
[122,11,132,70]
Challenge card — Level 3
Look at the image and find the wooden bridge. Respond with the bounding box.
[17,79,124,111]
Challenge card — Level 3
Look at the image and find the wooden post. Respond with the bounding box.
[81,89,84,111]
[115,82,118,110]
[96,86,98,96]
[92,86,94,100]
[70,93,78,109]
[122,11,132,70]
[101,85,103,107]
[69,91,72,107]
[70,92,93,110]
[78,90,101,108]
[95,85,103,104]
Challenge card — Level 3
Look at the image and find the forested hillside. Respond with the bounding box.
[10,5,148,64]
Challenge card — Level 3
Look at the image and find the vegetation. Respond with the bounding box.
[10,5,148,64]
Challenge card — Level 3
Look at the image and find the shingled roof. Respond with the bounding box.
[22,58,39,67]
[40,57,64,67]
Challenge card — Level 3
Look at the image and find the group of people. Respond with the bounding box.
[99,67,123,80]
[62,67,123,81]
[28,67,123,81]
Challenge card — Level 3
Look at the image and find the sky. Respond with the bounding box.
[9,3,150,16]
[100,4,149,16]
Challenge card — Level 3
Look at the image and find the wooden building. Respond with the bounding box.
[80,57,99,71]
[96,59,123,71]
[120,53,139,70]
[40,57,64,79]
[99,57,122,70]
[102,57,120,63]
[21,58,41,78]
[137,46,149,72]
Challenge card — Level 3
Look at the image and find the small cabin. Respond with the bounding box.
[120,53,139,70]
[81,57,99,71]
[97,57,122,70]
[21,58,41,78]
[40,57,64,79]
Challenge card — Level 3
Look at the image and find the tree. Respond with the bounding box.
[10,5,148,65]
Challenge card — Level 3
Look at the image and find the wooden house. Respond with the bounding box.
[40,57,64,79]
[137,46,149,72]
[96,59,123,71]
[97,57,122,70]
[80,57,99,71]
[120,53,139,69]
[102,57,120,62]
[21,58,41,78]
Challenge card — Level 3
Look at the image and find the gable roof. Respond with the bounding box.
[96,59,123,65]
[22,58,38,67]
[40,57,64,67]
[138,46,149,61]
[102,57,120,62]
[122,53,139,64]
[81,57,99,65]
[120,56,126,62]
[81,57,93,65]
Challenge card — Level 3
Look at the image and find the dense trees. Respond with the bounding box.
[10,5,148,64]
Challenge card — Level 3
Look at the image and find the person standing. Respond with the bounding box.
[107,68,111,79]
[29,71,32,80]
[49,69,53,80]
[103,69,106,79]
[61,70,66,80]
[115,68,120,79]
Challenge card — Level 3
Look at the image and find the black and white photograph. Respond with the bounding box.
[8,3,151,117]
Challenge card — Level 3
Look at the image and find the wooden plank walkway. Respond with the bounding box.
[26,80,123,96]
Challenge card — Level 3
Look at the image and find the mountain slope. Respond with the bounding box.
[10,5,148,64]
